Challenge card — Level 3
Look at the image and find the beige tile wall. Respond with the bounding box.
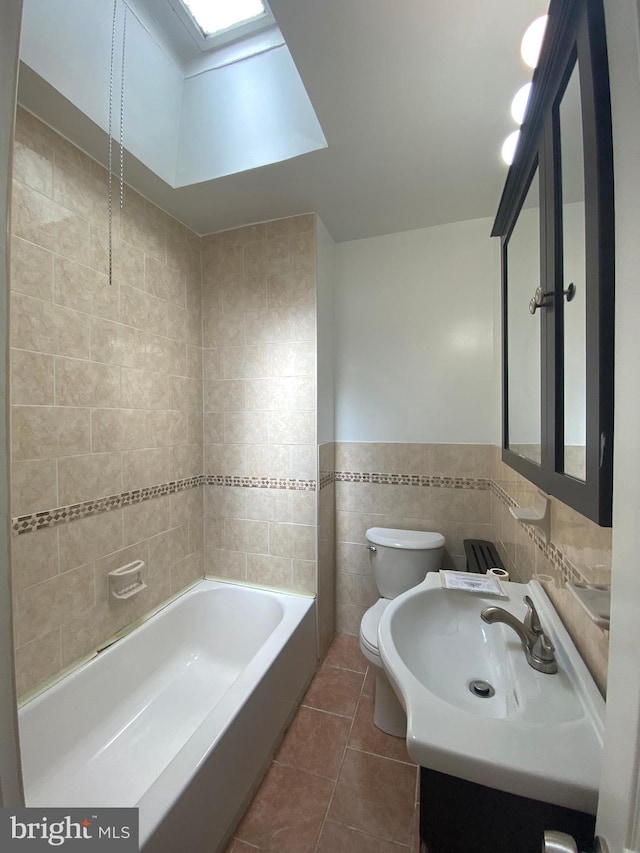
[13,489,204,697]
[318,442,336,657]
[491,447,611,694]
[335,441,611,692]
[10,109,204,696]
[202,216,318,597]
[10,110,609,703]
[8,112,610,703]
[335,442,493,634]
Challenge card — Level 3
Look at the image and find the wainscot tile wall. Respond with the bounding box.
[10,108,205,698]
[334,441,612,695]
[335,442,494,635]
[318,442,336,657]
[201,216,321,621]
[491,447,611,694]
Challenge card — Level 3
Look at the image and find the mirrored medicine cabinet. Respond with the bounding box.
[492,0,614,526]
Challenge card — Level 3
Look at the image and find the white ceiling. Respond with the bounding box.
[19,0,549,242]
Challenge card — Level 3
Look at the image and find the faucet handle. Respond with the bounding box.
[524,595,543,635]
[532,633,557,667]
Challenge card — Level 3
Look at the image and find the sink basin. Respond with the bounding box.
[378,574,604,813]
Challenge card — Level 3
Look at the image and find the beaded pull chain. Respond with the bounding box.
[108,0,127,286]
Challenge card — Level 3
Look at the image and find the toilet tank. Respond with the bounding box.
[366,527,445,599]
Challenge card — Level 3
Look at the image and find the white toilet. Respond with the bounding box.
[359,526,445,737]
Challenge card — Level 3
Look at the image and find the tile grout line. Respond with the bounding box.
[231,638,413,851]
[299,701,354,721]
[310,660,363,853]
[412,747,421,853]
[230,666,351,850]
[313,674,366,853]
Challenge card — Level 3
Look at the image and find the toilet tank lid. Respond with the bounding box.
[366,527,445,550]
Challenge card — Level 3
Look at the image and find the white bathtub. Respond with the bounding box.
[19,580,317,851]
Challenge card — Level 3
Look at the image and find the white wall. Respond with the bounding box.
[176,47,326,187]
[0,0,24,808]
[596,0,640,847]
[334,217,500,443]
[20,0,184,184]
[20,1,326,191]
[316,216,336,444]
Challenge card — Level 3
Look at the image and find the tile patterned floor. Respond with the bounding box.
[226,634,420,853]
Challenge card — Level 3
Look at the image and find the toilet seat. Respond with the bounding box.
[359,598,390,659]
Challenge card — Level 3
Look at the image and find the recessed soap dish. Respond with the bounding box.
[566,581,610,629]
[108,560,147,601]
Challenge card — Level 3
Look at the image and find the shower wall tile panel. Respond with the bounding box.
[10,109,205,697]
[11,116,326,693]
[202,215,318,598]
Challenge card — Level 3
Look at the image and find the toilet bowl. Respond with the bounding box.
[359,527,445,737]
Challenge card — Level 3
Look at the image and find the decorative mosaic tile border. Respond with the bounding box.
[333,471,586,589]
[547,542,583,584]
[490,479,517,508]
[335,471,491,490]
[205,475,317,491]
[13,476,203,536]
[319,471,336,489]
[489,480,583,585]
[13,474,318,536]
[12,461,589,592]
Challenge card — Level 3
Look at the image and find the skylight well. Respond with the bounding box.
[180,0,272,43]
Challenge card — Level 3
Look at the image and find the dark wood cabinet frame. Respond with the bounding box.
[492,0,614,526]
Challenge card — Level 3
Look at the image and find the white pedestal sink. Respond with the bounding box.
[377,573,604,814]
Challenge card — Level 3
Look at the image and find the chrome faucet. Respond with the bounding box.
[481,595,558,674]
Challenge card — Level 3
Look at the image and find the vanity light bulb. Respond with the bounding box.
[501,130,521,166]
[521,15,548,69]
[511,83,533,125]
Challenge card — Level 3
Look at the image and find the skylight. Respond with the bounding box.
[181,0,268,38]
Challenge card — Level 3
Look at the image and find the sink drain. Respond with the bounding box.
[468,679,495,698]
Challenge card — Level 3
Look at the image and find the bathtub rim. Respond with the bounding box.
[138,582,316,847]
[18,578,318,847]
[17,576,315,707]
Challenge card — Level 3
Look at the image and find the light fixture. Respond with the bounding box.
[521,15,548,69]
[501,130,521,166]
[181,0,266,37]
[511,83,533,125]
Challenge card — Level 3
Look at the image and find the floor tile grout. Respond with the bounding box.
[299,701,353,719]
[271,757,337,782]
[230,634,419,852]
[310,636,368,851]
[347,740,417,767]
[322,663,367,675]
[310,663,359,853]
